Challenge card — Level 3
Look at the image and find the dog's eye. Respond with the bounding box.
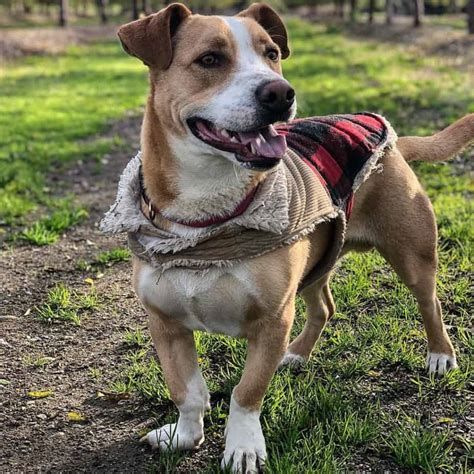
[197,53,220,68]
[266,49,279,62]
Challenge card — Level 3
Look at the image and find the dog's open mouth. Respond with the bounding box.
[188,118,287,170]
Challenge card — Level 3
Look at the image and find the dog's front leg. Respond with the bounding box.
[140,311,209,451]
[222,300,295,473]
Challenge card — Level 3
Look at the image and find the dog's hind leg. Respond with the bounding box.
[376,235,458,375]
[350,150,458,375]
[279,274,335,368]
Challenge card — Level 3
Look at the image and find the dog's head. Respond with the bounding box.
[118,2,295,171]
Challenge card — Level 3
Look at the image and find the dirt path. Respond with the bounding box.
[0,117,169,472]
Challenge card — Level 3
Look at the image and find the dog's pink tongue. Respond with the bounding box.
[238,125,287,158]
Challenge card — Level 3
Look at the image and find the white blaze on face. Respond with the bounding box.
[201,16,287,131]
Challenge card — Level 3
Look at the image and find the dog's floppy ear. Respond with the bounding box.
[117,3,192,69]
[237,3,290,59]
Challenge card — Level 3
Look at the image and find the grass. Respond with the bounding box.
[19,198,88,245]
[36,283,100,325]
[3,16,472,473]
[0,37,147,227]
[386,419,452,472]
[77,247,131,271]
[96,247,131,265]
[123,327,150,348]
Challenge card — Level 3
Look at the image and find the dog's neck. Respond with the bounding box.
[141,103,260,224]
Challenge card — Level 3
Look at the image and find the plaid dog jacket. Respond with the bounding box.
[101,113,396,290]
[278,112,392,219]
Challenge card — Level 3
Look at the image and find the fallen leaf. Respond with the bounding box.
[367,370,382,377]
[97,390,130,401]
[0,378,11,386]
[27,390,53,399]
[68,411,87,422]
[0,338,12,348]
[437,417,454,424]
[84,278,94,285]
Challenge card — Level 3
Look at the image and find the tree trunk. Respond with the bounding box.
[368,0,375,23]
[131,0,139,19]
[132,0,140,20]
[141,0,150,15]
[386,0,394,24]
[350,0,358,22]
[414,0,424,27]
[59,0,68,26]
[23,0,32,14]
[96,0,107,23]
[338,0,345,18]
[334,0,344,17]
[468,0,474,33]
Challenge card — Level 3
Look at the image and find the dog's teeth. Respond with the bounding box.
[267,126,278,137]
[220,129,230,139]
[230,136,238,143]
[250,143,257,154]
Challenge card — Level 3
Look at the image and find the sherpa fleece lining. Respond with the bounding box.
[100,113,396,289]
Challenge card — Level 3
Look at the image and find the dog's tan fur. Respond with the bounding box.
[117,2,473,469]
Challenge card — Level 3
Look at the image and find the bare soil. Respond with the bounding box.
[0,116,159,473]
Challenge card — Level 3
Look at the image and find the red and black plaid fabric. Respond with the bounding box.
[276,113,389,218]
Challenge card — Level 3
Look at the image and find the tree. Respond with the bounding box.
[468,0,474,33]
[142,0,151,15]
[414,0,424,27]
[386,0,394,24]
[96,0,107,23]
[334,0,345,18]
[59,0,68,26]
[368,0,376,23]
[131,0,138,19]
[350,0,358,22]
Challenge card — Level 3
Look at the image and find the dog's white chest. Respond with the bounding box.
[137,262,256,337]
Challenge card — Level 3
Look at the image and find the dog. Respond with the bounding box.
[109,3,473,472]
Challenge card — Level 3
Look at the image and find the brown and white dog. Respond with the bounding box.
[114,3,473,472]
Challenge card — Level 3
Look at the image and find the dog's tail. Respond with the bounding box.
[397,113,474,162]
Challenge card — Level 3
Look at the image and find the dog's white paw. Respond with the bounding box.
[426,352,458,375]
[278,351,306,369]
[221,396,266,473]
[140,422,203,451]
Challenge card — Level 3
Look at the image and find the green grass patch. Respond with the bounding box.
[96,247,131,265]
[19,199,88,245]
[123,327,150,348]
[77,247,131,271]
[36,283,100,325]
[386,419,452,471]
[0,38,147,225]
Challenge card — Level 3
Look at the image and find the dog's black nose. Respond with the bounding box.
[256,80,295,115]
